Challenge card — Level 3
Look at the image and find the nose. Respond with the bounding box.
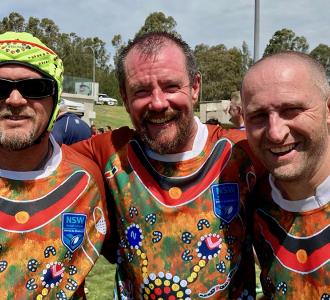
[5,89,28,107]
[148,88,169,112]
[266,113,289,143]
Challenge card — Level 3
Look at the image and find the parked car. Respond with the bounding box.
[97,93,118,106]
[60,98,85,117]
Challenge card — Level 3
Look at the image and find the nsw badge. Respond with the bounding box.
[211,183,239,223]
[62,213,87,252]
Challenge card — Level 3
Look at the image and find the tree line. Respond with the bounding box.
[1,11,329,105]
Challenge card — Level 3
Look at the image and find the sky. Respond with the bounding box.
[2,0,330,64]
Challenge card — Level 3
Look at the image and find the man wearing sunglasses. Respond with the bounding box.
[0,31,109,299]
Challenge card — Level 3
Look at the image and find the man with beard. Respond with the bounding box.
[241,51,330,299]
[0,32,109,299]
[73,31,261,299]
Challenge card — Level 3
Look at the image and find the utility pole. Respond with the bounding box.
[254,0,260,62]
[84,46,96,97]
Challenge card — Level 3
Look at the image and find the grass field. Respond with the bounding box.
[85,104,262,299]
[92,104,132,130]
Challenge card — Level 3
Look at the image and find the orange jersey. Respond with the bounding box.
[252,175,330,299]
[0,139,109,299]
[73,122,261,299]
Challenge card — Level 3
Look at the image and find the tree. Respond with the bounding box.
[135,12,178,37]
[0,12,118,99]
[0,12,25,32]
[263,28,309,56]
[195,44,243,101]
[310,44,330,79]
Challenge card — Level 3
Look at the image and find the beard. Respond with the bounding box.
[136,109,196,154]
[0,107,40,151]
[0,129,36,151]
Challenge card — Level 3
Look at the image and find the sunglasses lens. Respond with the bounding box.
[0,78,54,100]
[20,79,54,98]
[0,80,13,99]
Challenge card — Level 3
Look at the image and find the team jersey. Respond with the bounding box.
[0,136,109,299]
[252,175,330,299]
[73,119,261,299]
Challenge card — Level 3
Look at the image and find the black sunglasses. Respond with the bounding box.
[0,78,55,100]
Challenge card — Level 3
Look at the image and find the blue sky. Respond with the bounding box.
[3,0,329,63]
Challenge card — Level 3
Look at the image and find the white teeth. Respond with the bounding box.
[148,117,172,124]
[270,144,295,154]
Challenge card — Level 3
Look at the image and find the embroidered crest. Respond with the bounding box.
[211,183,239,223]
[61,213,87,252]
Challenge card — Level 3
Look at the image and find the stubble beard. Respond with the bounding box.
[137,110,195,155]
[0,128,38,151]
[270,129,329,183]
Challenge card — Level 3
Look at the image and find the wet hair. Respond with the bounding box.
[245,51,330,101]
[115,31,198,95]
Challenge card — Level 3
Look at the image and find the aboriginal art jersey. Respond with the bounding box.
[0,136,109,300]
[252,174,330,299]
[74,117,262,299]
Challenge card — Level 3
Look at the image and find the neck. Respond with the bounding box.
[0,135,52,172]
[275,166,330,201]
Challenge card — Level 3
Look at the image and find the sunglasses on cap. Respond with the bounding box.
[0,78,55,100]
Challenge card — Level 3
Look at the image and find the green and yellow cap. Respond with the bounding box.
[0,31,64,131]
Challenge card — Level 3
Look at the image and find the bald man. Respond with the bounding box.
[241,51,330,299]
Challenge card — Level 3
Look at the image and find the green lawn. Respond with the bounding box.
[86,256,115,299]
[93,104,132,129]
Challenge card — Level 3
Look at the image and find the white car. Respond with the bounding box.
[97,93,118,106]
[60,98,85,117]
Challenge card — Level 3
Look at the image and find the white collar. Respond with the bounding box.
[0,135,62,180]
[146,116,208,162]
[270,174,330,212]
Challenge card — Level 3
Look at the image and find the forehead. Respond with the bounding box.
[242,58,319,108]
[124,42,188,78]
[0,64,42,79]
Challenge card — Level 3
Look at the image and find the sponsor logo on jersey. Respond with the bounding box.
[211,183,239,223]
[61,213,87,252]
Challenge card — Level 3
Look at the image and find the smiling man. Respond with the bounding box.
[241,51,330,299]
[0,32,109,299]
[73,31,262,298]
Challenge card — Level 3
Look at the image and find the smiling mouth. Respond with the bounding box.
[147,115,177,125]
[270,143,296,156]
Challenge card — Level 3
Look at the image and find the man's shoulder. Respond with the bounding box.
[61,144,103,178]
[91,126,135,149]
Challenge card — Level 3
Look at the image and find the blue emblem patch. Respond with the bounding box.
[61,213,87,252]
[211,183,239,223]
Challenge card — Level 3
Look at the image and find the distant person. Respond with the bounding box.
[106,125,112,131]
[229,90,245,129]
[205,118,219,125]
[52,99,92,145]
[97,127,104,134]
[91,124,97,135]
[0,31,108,299]
[241,51,330,299]
[72,31,261,299]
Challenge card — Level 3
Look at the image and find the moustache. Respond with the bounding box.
[143,109,180,121]
[0,107,34,119]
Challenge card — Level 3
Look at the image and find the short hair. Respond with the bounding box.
[205,118,219,125]
[230,91,242,107]
[115,31,198,94]
[245,51,330,100]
